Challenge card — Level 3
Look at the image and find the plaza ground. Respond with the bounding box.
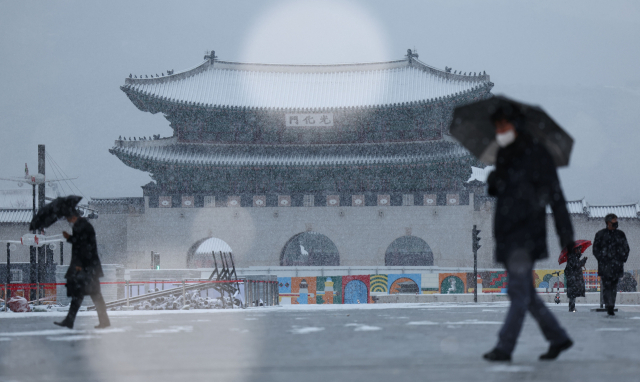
[1,303,640,382]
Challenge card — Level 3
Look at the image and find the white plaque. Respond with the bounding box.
[285,113,334,127]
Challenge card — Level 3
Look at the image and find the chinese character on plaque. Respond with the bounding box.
[286,113,333,127]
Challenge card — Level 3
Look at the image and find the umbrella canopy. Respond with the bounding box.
[558,240,592,265]
[29,195,82,231]
[450,95,574,167]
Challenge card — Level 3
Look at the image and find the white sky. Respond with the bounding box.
[0,0,638,204]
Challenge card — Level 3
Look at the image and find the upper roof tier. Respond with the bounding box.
[122,51,491,110]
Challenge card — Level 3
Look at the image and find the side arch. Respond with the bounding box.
[384,236,434,266]
[186,237,233,268]
[280,232,340,266]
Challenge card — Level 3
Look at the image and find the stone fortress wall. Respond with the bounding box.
[82,195,640,272]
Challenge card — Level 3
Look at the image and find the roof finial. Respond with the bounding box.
[406,48,419,65]
[204,50,217,63]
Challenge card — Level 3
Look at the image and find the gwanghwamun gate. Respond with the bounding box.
[2,50,639,301]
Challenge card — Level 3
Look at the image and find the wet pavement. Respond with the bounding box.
[1,303,640,382]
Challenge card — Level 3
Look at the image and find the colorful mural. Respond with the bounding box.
[342,275,370,304]
[276,269,606,304]
[388,274,421,294]
[438,273,467,294]
[370,274,388,293]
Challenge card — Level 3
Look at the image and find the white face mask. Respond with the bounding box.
[496,130,516,148]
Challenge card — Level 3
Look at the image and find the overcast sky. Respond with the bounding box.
[1,0,639,205]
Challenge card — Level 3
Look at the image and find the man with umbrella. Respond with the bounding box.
[30,195,110,329]
[451,96,575,361]
[593,213,630,316]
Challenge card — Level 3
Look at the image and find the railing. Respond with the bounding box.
[1,279,280,311]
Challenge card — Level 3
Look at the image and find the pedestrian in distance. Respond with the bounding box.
[564,246,587,312]
[592,214,630,316]
[482,106,574,362]
[54,210,110,329]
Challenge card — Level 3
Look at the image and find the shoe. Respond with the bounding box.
[54,320,73,329]
[607,307,615,316]
[94,323,111,329]
[539,339,573,360]
[483,348,511,362]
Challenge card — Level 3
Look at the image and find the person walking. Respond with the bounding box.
[482,108,574,362]
[54,211,110,329]
[593,214,630,316]
[565,247,587,312]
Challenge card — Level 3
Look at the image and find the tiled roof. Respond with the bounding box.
[546,199,639,219]
[467,166,494,183]
[0,209,32,224]
[588,204,640,219]
[90,197,144,205]
[109,138,472,167]
[122,57,491,109]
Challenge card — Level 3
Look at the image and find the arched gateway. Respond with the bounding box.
[186,237,232,268]
[280,232,340,266]
[385,236,434,266]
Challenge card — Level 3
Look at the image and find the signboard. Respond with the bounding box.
[285,113,334,127]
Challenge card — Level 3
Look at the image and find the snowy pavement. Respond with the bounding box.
[1,303,640,382]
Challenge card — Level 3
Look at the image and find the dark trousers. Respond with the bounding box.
[569,298,576,311]
[496,253,570,354]
[65,292,110,327]
[601,278,619,309]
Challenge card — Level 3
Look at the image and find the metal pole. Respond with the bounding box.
[3,283,6,312]
[473,225,478,303]
[6,243,10,301]
[126,280,130,307]
[60,243,63,266]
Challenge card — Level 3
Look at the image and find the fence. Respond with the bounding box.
[1,278,280,310]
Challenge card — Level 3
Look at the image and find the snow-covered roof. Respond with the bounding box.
[588,203,640,219]
[195,237,232,254]
[467,166,494,183]
[110,138,472,167]
[0,209,32,224]
[122,56,491,109]
[545,199,639,219]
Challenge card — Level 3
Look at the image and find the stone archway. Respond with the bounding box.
[384,236,434,266]
[280,232,340,266]
[186,237,233,268]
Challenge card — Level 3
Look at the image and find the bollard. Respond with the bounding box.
[182,280,186,306]
[247,280,252,308]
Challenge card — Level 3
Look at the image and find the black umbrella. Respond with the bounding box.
[29,195,83,231]
[449,95,574,167]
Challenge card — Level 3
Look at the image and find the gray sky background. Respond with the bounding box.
[1,0,639,205]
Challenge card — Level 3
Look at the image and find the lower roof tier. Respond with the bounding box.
[110,138,471,168]
[110,140,481,194]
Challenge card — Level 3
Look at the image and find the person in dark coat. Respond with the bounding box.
[54,211,110,329]
[483,109,574,362]
[593,213,630,316]
[564,247,587,312]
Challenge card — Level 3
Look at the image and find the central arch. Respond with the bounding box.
[186,237,233,268]
[280,232,340,266]
[385,236,434,266]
